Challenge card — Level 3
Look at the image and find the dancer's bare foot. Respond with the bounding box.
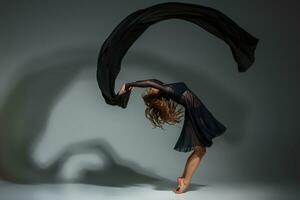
[174,178,190,194]
[175,177,184,191]
[177,177,184,185]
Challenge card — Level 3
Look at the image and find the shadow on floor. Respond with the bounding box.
[46,138,207,191]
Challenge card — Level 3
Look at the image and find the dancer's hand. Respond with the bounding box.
[117,83,133,95]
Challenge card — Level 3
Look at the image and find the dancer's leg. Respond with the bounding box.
[176,145,206,193]
[183,145,206,182]
[180,145,206,178]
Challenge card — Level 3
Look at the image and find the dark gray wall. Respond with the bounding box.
[0,0,299,186]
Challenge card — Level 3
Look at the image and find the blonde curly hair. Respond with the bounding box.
[141,87,184,130]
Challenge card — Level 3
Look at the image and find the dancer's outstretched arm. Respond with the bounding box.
[125,79,171,93]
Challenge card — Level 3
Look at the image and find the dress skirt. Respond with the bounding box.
[173,93,227,152]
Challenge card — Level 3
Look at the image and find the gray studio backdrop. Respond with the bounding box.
[0,0,299,186]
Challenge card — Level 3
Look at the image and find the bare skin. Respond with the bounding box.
[118,84,206,193]
[117,83,134,95]
[175,145,206,194]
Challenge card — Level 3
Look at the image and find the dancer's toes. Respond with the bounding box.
[174,178,190,194]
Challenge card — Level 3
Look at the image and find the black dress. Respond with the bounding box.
[125,79,226,152]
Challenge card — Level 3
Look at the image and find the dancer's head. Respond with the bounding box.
[142,87,184,129]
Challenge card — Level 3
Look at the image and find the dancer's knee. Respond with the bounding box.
[193,145,206,156]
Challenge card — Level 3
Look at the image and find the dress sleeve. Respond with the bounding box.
[125,79,172,94]
[114,79,172,109]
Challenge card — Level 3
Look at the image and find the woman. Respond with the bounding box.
[117,79,226,193]
[97,1,258,194]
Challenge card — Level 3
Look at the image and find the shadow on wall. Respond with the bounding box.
[0,45,247,188]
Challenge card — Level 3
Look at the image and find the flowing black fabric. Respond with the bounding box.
[97,2,259,109]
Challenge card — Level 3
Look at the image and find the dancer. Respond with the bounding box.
[97,2,259,194]
[117,79,227,193]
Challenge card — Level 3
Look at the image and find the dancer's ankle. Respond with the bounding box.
[183,178,191,185]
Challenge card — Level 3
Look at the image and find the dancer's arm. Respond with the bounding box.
[125,79,171,93]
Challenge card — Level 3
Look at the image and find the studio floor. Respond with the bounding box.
[0,180,299,200]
